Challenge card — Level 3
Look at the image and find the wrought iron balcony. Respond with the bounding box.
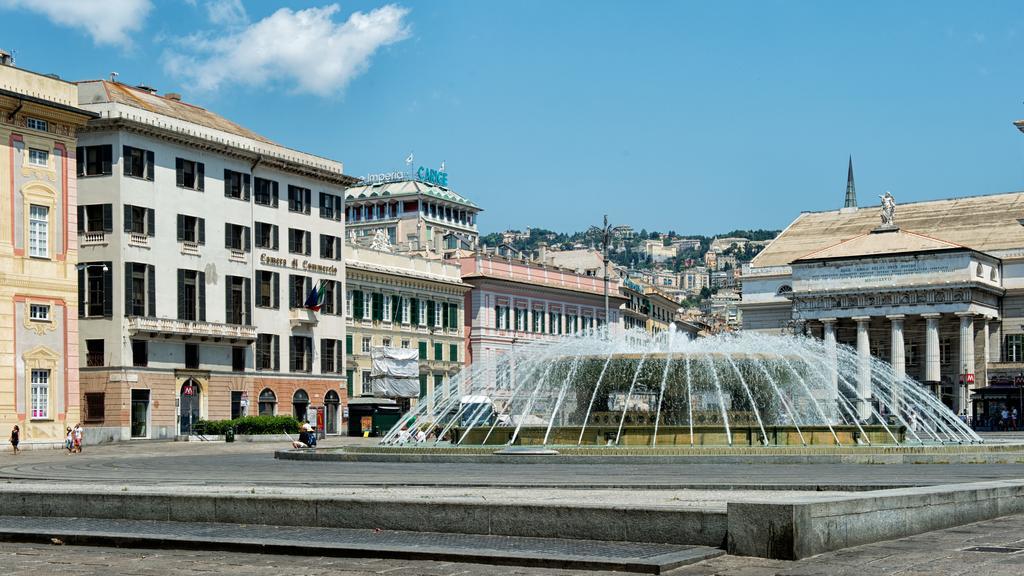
[127,316,257,342]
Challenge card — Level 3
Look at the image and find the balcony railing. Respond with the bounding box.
[289,308,318,327]
[127,316,257,341]
[228,249,247,263]
[180,241,201,257]
[85,352,104,367]
[80,231,107,246]
[127,232,149,248]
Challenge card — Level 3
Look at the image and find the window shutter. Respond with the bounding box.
[335,196,343,220]
[197,162,205,191]
[319,193,327,218]
[147,265,156,317]
[101,145,112,175]
[271,181,279,207]
[346,334,353,354]
[123,205,132,233]
[145,150,154,181]
[225,277,232,323]
[304,188,311,214]
[244,277,251,324]
[427,301,435,327]
[198,271,206,321]
[122,146,131,176]
[243,174,250,201]
[410,298,419,324]
[177,269,186,320]
[223,170,232,198]
[273,335,280,371]
[176,214,185,241]
[272,272,280,309]
[441,303,448,328]
[224,224,231,249]
[124,262,133,315]
[304,232,311,256]
[175,158,184,187]
[289,337,296,372]
[373,293,383,321]
[418,341,427,360]
[77,205,84,234]
[102,262,113,317]
[102,204,113,232]
[76,146,85,177]
[198,218,205,244]
[147,208,155,237]
[319,234,326,258]
[353,290,363,320]
[244,226,250,252]
[450,305,458,330]
[77,267,85,317]
[272,225,279,250]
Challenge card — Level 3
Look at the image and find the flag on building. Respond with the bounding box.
[304,280,326,311]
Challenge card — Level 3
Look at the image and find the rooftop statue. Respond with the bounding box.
[879,191,896,227]
[370,228,393,253]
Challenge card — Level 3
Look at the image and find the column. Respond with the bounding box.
[956,312,975,416]
[922,313,941,392]
[853,316,871,421]
[989,320,1002,363]
[821,318,839,418]
[887,315,905,416]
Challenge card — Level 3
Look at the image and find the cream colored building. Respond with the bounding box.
[344,243,469,410]
[0,57,95,446]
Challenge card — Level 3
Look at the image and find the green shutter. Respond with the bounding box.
[419,374,427,398]
[346,334,353,354]
[353,290,364,320]
[450,344,458,363]
[346,370,353,397]
[434,342,442,361]
[418,341,427,360]
[450,305,458,330]
[427,301,436,326]
[434,374,445,397]
[410,298,419,324]
[372,293,383,321]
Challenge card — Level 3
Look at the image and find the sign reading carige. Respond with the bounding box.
[417,166,448,187]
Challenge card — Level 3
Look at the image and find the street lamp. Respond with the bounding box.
[588,215,612,337]
[75,263,109,272]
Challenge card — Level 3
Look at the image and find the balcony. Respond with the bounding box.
[289,308,318,328]
[127,232,149,248]
[228,249,247,263]
[80,231,107,247]
[127,316,257,342]
[180,241,201,257]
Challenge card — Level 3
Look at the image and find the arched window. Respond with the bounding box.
[324,390,340,435]
[293,389,309,421]
[776,285,793,296]
[258,388,276,416]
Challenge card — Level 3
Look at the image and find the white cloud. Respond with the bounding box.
[164,3,410,97]
[205,0,247,25]
[0,0,151,47]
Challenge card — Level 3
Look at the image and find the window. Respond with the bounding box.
[256,270,279,309]
[450,344,458,363]
[362,336,372,353]
[254,177,279,207]
[185,343,200,369]
[30,369,49,419]
[177,269,205,321]
[176,215,205,244]
[289,275,310,308]
[288,228,311,255]
[79,261,112,318]
[258,388,277,415]
[84,392,105,423]
[225,275,251,325]
[86,339,104,367]
[77,144,113,176]
[940,337,952,366]
[175,157,204,190]
[322,280,337,315]
[256,334,280,371]
[28,148,48,166]
[434,374,445,398]
[124,262,155,317]
[77,203,112,235]
[223,169,250,200]
[382,337,392,347]
[401,339,410,349]
[361,370,372,395]
[320,192,343,220]
[434,342,443,361]
[255,222,278,250]
[231,390,244,419]
[320,234,341,260]
[290,336,312,372]
[1006,335,1024,363]
[28,205,48,257]
[906,341,919,367]
[123,146,154,180]
[29,304,49,321]
[418,341,427,360]
[131,339,148,367]
[225,223,251,252]
[26,117,47,131]
[232,347,246,372]
[288,185,311,214]
[123,205,154,236]
[322,339,336,373]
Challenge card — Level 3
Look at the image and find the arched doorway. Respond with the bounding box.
[293,389,309,422]
[324,390,340,434]
[258,388,277,416]
[179,378,201,435]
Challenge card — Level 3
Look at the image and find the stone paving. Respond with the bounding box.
[0,512,1022,575]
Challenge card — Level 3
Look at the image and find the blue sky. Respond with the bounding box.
[3,1,1024,235]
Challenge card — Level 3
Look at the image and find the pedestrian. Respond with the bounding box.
[959,410,969,427]
[1001,408,1010,432]
[9,425,19,455]
[64,427,73,454]
[1012,408,1019,431]
[72,423,83,453]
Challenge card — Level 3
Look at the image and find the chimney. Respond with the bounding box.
[0,50,13,67]
[165,92,182,101]
[135,84,157,94]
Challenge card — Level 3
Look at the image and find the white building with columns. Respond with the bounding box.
[740,158,1024,426]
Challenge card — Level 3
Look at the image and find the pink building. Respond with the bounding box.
[459,254,626,367]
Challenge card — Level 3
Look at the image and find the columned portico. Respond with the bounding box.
[821,318,838,411]
[887,315,905,412]
[922,313,942,393]
[853,316,872,420]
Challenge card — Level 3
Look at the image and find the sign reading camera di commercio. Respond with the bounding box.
[416,166,448,187]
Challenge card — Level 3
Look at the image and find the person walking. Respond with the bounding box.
[1000,408,1010,432]
[9,425,19,455]
[72,423,83,454]
[1012,408,1019,431]
[64,427,73,454]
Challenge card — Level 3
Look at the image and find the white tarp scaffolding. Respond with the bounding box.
[370,346,420,398]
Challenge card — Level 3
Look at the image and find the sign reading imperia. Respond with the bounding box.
[260,253,338,276]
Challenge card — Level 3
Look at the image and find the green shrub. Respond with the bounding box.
[193,415,299,436]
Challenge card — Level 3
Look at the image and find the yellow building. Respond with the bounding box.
[0,56,95,447]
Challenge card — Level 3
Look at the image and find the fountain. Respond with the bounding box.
[381,329,981,448]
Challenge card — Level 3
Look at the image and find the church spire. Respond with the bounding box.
[844,155,857,208]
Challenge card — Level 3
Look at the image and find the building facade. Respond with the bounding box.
[345,178,480,254]
[344,242,469,408]
[74,81,356,440]
[0,59,94,446]
[461,253,625,369]
[620,279,685,335]
[740,144,1024,424]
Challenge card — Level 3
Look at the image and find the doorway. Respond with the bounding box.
[131,389,150,438]
[293,389,309,422]
[325,390,340,434]
[179,378,202,435]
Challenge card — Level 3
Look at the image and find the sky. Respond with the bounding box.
[2,0,1024,235]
